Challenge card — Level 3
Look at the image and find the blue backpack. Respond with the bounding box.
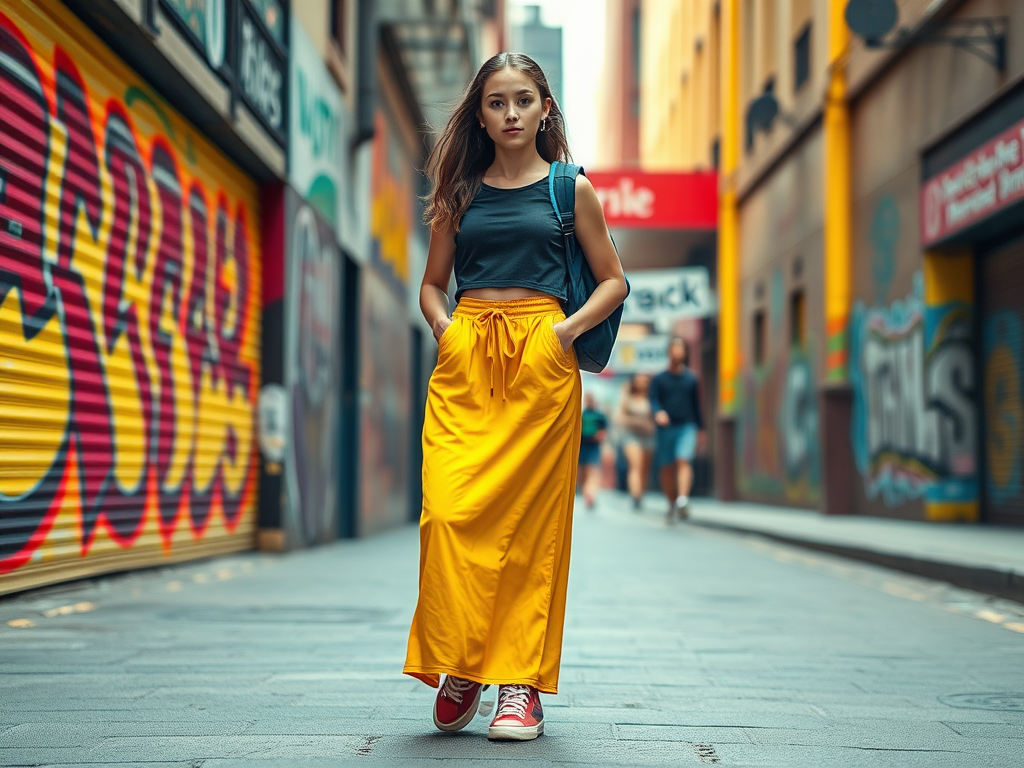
[547,161,629,374]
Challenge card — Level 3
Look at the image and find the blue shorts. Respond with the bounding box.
[579,442,602,466]
[655,424,698,467]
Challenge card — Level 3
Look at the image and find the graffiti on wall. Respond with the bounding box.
[983,310,1023,505]
[850,272,977,507]
[370,111,412,290]
[284,190,340,545]
[359,268,410,535]
[737,346,821,504]
[0,6,260,579]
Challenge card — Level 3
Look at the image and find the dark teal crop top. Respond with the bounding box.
[453,178,567,302]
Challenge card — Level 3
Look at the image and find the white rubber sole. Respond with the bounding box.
[488,720,544,741]
[433,685,483,732]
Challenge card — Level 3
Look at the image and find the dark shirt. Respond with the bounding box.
[454,179,567,302]
[580,408,608,446]
[650,369,703,429]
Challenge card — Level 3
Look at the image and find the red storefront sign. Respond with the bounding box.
[921,116,1024,246]
[586,170,718,229]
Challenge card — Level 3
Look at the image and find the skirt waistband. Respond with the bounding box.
[454,296,563,319]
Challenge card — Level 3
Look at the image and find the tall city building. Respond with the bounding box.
[510,5,563,107]
[596,0,641,168]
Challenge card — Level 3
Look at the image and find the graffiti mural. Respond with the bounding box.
[0,4,260,588]
[370,111,412,290]
[850,272,977,509]
[983,310,1023,507]
[737,349,821,504]
[284,189,340,544]
[359,267,411,535]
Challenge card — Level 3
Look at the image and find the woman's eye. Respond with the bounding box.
[490,101,503,108]
[519,98,532,106]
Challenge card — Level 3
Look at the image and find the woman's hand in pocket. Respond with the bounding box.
[434,316,453,343]
[551,319,578,353]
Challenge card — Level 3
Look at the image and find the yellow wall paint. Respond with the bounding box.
[0,1,261,592]
[718,0,741,412]
[823,0,852,383]
[924,251,974,306]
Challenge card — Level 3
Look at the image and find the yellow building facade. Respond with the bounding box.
[639,0,721,170]
[642,0,1024,524]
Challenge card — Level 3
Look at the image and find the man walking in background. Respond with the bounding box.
[651,338,704,523]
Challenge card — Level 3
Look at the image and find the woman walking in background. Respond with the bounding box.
[616,373,656,510]
[404,52,628,741]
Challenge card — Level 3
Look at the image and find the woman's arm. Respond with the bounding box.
[420,225,457,341]
[552,175,629,350]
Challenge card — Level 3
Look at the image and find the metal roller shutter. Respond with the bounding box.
[980,236,1024,523]
[0,1,261,594]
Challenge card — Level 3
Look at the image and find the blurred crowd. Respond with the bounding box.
[577,338,705,523]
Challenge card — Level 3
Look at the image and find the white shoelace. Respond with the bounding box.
[495,684,531,719]
[441,675,476,705]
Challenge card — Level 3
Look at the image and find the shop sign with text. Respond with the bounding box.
[237,0,286,143]
[609,334,671,374]
[289,18,343,229]
[586,171,718,230]
[921,117,1024,246]
[621,268,716,323]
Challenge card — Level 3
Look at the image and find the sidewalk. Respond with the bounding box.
[687,499,1024,602]
[3,493,1022,766]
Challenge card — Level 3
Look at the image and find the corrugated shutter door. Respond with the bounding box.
[0,1,261,594]
[980,236,1024,523]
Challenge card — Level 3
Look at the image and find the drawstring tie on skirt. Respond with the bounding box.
[473,307,522,399]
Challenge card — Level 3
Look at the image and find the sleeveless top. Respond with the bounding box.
[453,178,567,302]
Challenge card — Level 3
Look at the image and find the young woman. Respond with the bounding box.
[616,373,656,510]
[403,52,628,741]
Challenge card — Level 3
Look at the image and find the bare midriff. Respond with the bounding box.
[460,287,554,301]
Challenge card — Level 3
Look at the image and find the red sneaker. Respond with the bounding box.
[433,675,487,732]
[488,684,544,741]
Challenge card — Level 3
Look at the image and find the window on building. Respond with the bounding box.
[753,310,767,367]
[331,0,348,55]
[794,22,811,93]
[328,0,352,92]
[790,289,806,349]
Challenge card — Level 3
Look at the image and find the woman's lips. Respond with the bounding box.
[503,128,523,134]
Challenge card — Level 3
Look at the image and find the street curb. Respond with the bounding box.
[688,518,1024,604]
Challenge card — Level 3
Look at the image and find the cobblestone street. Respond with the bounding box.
[3,493,1023,767]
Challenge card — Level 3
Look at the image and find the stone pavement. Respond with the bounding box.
[687,500,1024,602]
[2,491,1023,767]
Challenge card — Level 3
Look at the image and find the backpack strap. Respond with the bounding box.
[547,161,584,239]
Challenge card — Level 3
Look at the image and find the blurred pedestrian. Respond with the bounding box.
[404,52,629,742]
[651,338,704,522]
[616,373,656,510]
[578,391,609,510]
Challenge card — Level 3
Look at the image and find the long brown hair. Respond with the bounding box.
[422,52,571,233]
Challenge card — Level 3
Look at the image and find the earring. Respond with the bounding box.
[540,117,548,132]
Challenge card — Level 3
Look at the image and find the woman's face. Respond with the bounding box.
[633,374,650,395]
[478,67,551,151]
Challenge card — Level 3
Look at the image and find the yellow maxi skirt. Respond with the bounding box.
[404,296,582,694]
